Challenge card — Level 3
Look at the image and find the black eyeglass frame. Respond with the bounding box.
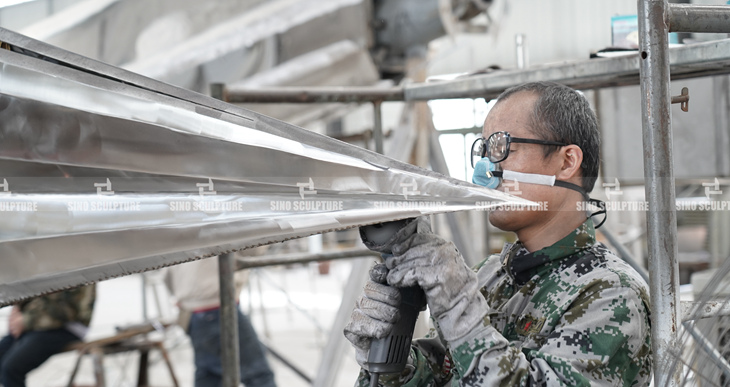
[470,131,568,167]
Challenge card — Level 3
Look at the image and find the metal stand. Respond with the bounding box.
[218,253,241,387]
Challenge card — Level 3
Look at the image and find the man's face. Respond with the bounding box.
[483,92,563,232]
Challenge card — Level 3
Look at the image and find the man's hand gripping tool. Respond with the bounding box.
[360,219,428,387]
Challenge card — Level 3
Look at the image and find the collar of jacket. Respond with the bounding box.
[500,218,597,286]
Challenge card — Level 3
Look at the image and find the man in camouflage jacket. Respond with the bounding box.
[345,82,652,386]
[0,285,96,387]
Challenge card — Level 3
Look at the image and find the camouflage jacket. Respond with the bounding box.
[356,219,651,386]
[18,284,96,332]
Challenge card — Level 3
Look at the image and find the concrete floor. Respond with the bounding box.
[0,259,363,387]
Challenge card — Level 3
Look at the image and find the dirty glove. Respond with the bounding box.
[344,263,402,370]
[386,217,489,342]
[360,218,416,254]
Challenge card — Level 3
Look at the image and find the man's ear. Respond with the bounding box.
[556,144,583,180]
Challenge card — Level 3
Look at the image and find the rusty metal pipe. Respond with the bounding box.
[669,4,730,33]
[639,1,681,385]
[221,86,404,104]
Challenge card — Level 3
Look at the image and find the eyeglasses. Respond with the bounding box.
[470,131,567,167]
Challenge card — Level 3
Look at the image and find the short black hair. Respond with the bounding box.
[496,82,600,193]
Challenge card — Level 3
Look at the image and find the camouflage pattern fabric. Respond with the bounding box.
[18,285,96,331]
[356,219,651,386]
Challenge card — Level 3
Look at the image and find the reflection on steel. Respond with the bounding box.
[639,1,681,386]
[236,248,378,269]
[0,28,525,306]
[681,300,730,321]
[669,4,730,34]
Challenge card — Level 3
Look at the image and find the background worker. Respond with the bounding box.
[164,252,277,387]
[0,285,96,387]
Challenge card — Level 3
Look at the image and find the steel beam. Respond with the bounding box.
[0,27,525,306]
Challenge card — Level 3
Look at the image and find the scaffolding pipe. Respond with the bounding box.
[237,248,379,269]
[683,321,730,383]
[639,1,681,386]
[681,300,730,321]
[668,4,730,33]
[218,253,241,387]
[219,86,405,103]
[373,101,384,154]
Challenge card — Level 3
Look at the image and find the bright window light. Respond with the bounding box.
[439,132,481,181]
[429,98,490,131]
[430,97,496,181]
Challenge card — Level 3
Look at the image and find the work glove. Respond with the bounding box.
[343,263,402,370]
[386,217,489,342]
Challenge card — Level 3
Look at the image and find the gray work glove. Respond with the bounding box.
[343,263,402,370]
[386,217,489,342]
[360,218,416,254]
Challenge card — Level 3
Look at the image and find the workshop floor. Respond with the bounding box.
[0,259,364,387]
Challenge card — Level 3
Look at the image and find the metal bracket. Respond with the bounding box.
[671,87,690,112]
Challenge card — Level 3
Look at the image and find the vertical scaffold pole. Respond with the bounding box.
[638,1,681,385]
[219,253,241,387]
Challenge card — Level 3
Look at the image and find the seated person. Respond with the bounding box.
[0,285,96,387]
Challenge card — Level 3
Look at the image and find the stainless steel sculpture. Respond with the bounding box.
[0,28,526,306]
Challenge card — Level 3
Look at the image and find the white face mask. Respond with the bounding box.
[471,157,606,227]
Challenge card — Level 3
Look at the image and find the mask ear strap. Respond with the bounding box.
[553,182,608,228]
[553,180,589,200]
[588,198,607,228]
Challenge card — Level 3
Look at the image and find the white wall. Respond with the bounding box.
[0,0,82,31]
[426,0,639,76]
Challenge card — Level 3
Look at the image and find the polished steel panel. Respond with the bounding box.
[0,28,525,305]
